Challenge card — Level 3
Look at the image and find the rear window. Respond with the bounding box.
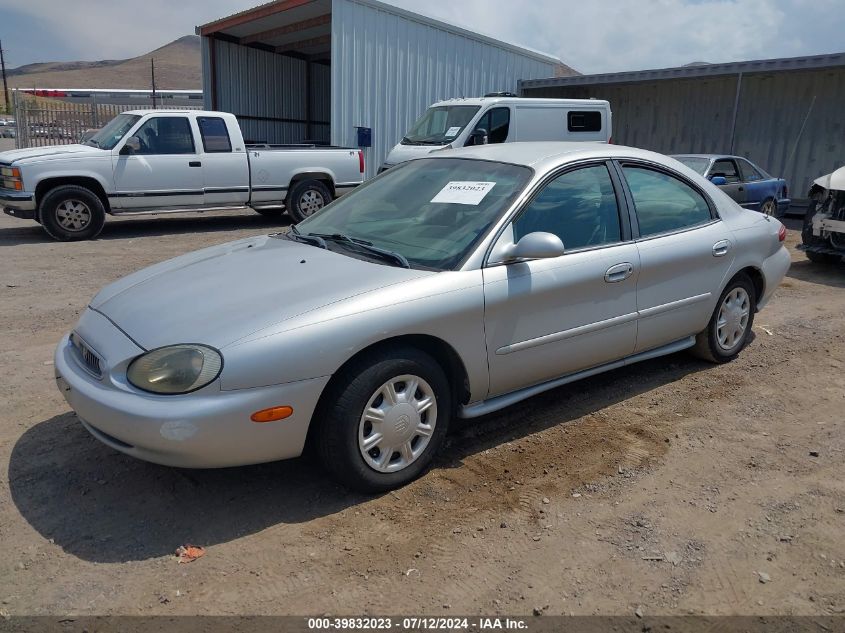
[567,111,602,132]
[198,117,232,153]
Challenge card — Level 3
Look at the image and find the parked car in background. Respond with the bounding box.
[672,154,790,216]
[381,96,612,171]
[800,166,845,264]
[0,110,365,240]
[54,142,790,492]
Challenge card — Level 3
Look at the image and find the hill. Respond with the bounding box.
[7,36,201,90]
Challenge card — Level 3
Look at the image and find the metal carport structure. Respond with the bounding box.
[198,0,570,178]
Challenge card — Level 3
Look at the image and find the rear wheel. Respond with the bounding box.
[286,179,331,223]
[760,198,777,217]
[691,273,756,363]
[39,185,106,241]
[315,346,451,493]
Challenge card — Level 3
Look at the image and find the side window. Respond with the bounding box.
[470,108,510,144]
[132,117,195,155]
[513,164,622,251]
[623,165,713,237]
[567,110,602,132]
[737,158,763,182]
[710,159,741,184]
[198,117,232,153]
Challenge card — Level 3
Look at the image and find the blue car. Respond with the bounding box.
[672,154,790,216]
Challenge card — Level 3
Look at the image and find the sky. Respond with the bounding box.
[0,0,842,74]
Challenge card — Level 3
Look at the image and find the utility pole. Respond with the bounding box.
[150,58,157,109]
[0,40,10,115]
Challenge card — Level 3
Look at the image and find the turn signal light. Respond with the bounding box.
[250,406,293,423]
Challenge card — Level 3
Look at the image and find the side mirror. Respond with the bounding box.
[710,175,728,186]
[467,128,488,147]
[121,136,141,154]
[502,232,565,261]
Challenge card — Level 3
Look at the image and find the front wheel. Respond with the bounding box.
[40,185,106,241]
[691,273,756,363]
[286,179,331,223]
[315,347,452,493]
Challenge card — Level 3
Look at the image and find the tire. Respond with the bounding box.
[39,185,106,241]
[286,179,331,223]
[805,250,840,264]
[691,273,756,363]
[315,346,452,493]
[759,197,778,217]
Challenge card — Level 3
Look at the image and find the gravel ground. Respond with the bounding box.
[0,209,843,617]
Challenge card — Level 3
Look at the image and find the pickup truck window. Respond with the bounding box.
[198,117,232,153]
[85,113,140,150]
[133,117,196,155]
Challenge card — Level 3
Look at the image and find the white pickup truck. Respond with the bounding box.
[0,110,365,240]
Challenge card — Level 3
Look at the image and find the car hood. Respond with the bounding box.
[0,144,104,164]
[384,142,449,166]
[89,234,433,350]
[813,166,845,192]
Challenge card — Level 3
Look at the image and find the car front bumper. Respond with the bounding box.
[54,319,331,468]
[1,189,36,219]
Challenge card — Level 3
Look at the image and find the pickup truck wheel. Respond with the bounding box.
[286,180,331,222]
[40,185,106,241]
[315,346,451,493]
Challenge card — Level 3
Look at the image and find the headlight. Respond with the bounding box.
[127,344,223,394]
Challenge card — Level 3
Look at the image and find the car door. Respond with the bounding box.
[708,158,746,206]
[482,162,639,397]
[618,161,736,353]
[111,115,204,210]
[196,115,250,207]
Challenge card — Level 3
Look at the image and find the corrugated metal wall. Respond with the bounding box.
[523,68,845,198]
[330,0,557,178]
[201,37,331,144]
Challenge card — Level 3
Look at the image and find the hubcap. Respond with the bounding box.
[716,287,750,351]
[358,374,437,473]
[299,190,325,216]
[56,199,92,231]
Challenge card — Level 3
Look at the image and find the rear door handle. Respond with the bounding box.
[712,239,731,257]
[604,262,634,283]
[189,161,202,167]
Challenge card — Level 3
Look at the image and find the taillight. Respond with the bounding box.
[778,224,787,242]
[608,136,613,144]
[358,150,364,174]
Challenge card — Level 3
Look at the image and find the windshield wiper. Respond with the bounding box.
[283,225,327,249]
[308,232,410,268]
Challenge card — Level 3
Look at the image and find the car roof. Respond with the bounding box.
[431,141,673,171]
[430,97,610,108]
[672,154,740,160]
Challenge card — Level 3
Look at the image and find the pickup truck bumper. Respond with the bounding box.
[1,190,36,219]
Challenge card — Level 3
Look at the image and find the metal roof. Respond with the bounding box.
[197,0,563,66]
[520,51,845,90]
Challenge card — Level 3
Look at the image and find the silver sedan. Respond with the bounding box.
[55,142,791,491]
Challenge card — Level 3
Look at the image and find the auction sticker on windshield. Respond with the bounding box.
[431,181,496,205]
[445,126,462,137]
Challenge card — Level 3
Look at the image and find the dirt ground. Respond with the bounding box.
[0,209,843,617]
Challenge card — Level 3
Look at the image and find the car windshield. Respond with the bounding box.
[84,113,141,150]
[673,156,711,175]
[295,158,532,270]
[402,106,480,145]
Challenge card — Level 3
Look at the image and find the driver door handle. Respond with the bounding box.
[189,161,202,167]
[604,262,634,283]
[712,239,732,257]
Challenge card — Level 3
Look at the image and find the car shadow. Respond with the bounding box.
[786,258,844,288]
[0,211,291,246]
[9,350,714,564]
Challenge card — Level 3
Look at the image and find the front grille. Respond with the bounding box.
[70,333,102,377]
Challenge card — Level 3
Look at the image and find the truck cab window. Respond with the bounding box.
[133,117,196,155]
[198,117,232,153]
